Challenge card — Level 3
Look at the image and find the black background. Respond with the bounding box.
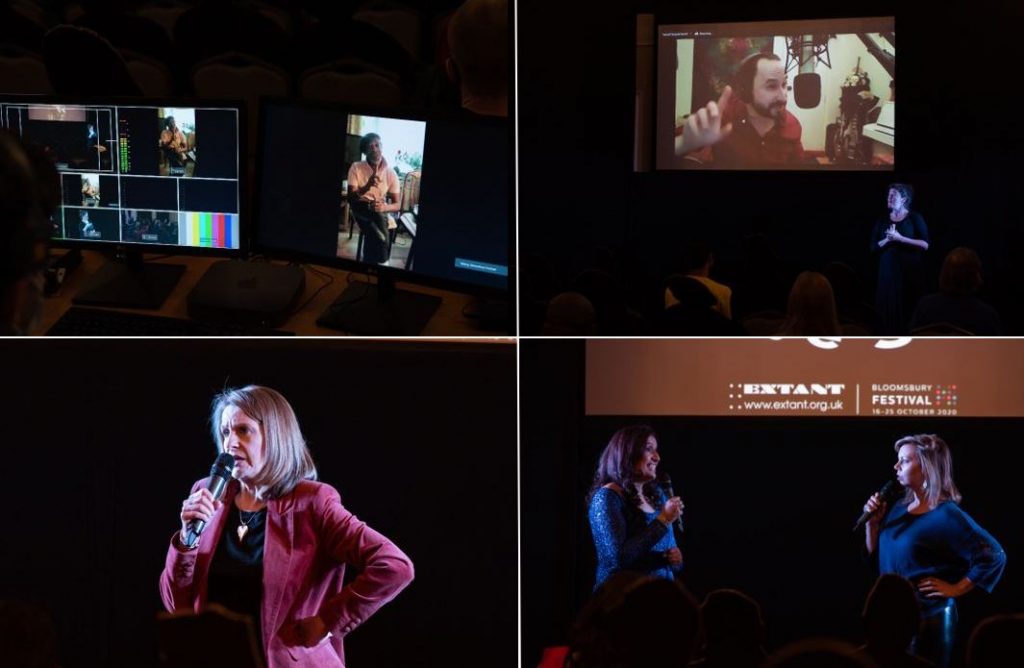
[521,340,1024,665]
[0,340,517,667]
[518,0,1024,331]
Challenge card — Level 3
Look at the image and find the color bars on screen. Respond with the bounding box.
[184,212,237,249]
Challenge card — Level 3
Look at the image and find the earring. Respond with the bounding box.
[922,480,929,490]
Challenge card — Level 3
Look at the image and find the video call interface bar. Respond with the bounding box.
[1,103,241,249]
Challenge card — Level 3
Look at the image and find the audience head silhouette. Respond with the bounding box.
[567,572,700,667]
[0,131,58,335]
[447,0,508,116]
[939,247,983,296]
[780,271,840,336]
[861,574,921,654]
[966,613,1024,668]
[764,638,877,668]
[699,588,767,665]
[0,599,60,668]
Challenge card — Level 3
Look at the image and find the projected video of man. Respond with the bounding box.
[339,115,426,268]
[158,108,197,177]
[656,17,895,170]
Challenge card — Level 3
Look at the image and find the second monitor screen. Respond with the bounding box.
[257,104,509,292]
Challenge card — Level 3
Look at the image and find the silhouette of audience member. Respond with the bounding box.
[764,638,878,668]
[0,4,46,52]
[566,572,700,668]
[542,291,597,335]
[0,131,59,335]
[660,275,743,335]
[857,574,934,668]
[966,613,1024,668]
[778,271,841,336]
[730,232,790,321]
[0,600,60,668]
[74,0,174,66]
[664,241,732,319]
[41,24,142,95]
[823,260,879,334]
[174,0,290,73]
[690,589,767,668]
[522,252,565,334]
[909,248,1002,335]
[447,0,508,116]
[571,269,648,335]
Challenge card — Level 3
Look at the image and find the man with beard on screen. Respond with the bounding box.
[675,52,805,168]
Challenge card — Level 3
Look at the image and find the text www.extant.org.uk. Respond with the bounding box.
[735,399,844,414]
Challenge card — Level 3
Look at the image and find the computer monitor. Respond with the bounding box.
[254,99,512,335]
[1,97,244,308]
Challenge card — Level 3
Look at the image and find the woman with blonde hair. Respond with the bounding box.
[778,271,841,336]
[862,434,1005,668]
[161,385,414,667]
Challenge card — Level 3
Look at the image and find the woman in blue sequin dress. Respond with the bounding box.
[862,434,1005,668]
[587,425,684,590]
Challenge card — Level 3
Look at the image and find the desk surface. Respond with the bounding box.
[41,251,510,337]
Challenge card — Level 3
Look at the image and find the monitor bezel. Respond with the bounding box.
[253,97,514,303]
[0,94,249,260]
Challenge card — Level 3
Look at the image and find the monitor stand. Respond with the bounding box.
[72,250,185,309]
[316,275,441,335]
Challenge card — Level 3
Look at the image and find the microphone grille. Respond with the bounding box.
[211,452,236,476]
[880,479,902,500]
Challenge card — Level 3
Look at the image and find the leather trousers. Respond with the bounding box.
[913,599,957,668]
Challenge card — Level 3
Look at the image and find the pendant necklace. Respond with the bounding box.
[237,507,261,541]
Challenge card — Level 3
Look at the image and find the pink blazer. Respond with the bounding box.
[160,479,414,667]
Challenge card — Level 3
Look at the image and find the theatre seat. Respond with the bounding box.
[298,59,403,107]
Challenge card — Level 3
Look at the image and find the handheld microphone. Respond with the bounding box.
[182,452,235,548]
[657,473,684,533]
[852,479,902,532]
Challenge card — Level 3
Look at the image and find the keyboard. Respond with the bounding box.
[47,307,295,336]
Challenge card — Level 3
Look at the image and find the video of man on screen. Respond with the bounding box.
[122,209,179,245]
[655,17,895,171]
[158,108,197,177]
[338,115,426,269]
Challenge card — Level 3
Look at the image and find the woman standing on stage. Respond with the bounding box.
[161,385,414,667]
[871,183,930,334]
[862,434,1005,668]
[587,425,684,589]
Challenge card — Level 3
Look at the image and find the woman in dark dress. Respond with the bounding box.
[587,425,684,590]
[871,183,929,334]
[862,434,1005,668]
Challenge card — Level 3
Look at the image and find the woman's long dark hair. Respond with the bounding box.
[588,424,662,510]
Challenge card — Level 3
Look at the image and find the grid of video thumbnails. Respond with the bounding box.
[1,104,240,249]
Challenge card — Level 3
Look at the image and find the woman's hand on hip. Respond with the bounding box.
[293,615,330,647]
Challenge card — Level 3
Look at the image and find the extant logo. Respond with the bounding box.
[740,383,846,395]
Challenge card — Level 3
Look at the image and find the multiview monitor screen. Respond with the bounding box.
[1,100,242,251]
[256,101,510,294]
[654,16,895,170]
